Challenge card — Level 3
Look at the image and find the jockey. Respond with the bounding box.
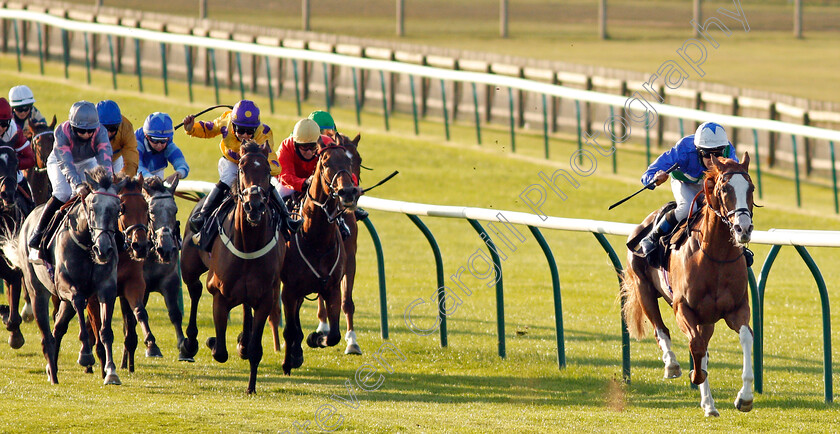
[28,101,113,262]
[135,112,190,182]
[637,121,739,257]
[0,97,36,202]
[182,100,298,236]
[96,100,139,176]
[308,110,368,222]
[276,118,353,239]
[8,85,47,135]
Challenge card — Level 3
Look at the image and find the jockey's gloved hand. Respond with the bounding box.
[653,170,669,187]
[75,184,90,198]
[182,115,195,132]
[302,176,313,193]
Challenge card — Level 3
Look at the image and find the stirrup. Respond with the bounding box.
[188,214,205,234]
[28,248,44,265]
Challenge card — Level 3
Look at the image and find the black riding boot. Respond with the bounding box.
[638,209,678,257]
[27,196,65,263]
[354,207,369,222]
[189,181,229,234]
[270,187,301,240]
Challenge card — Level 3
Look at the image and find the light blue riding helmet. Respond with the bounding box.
[68,101,99,130]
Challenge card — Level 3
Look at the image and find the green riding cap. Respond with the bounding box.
[308,110,335,130]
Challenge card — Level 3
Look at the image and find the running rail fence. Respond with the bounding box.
[4,9,840,212]
[179,180,837,404]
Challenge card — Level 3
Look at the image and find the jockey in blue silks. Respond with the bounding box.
[637,121,739,257]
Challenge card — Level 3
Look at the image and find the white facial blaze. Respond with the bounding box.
[0,154,7,165]
[728,174,752,230]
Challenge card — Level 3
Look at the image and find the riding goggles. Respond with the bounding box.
[72,126,96,135]
[699,147,726,159]
[104,123,121,133]
[296,142,318,152]
[13,105,32,113]
[0,120,10,129]
[234,124,257,136]
[147,136,169,145]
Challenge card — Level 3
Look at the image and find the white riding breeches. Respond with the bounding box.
[46,154,99,202]
[670,177,705,221]
[218,157,238,187]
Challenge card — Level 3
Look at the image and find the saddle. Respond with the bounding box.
[627,201,704,270]
[196,193,286,252]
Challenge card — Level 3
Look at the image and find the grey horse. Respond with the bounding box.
[5,167,125,385]
[142,176,192,361]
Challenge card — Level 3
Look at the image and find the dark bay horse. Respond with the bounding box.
[25,116,56,205]
[7,166,125,385]
[280,141,362,375]
[0,144,31,349]
[143,176,191,362]
[621,153,755,417]
[181,141,286,393]
[87,174,159,376]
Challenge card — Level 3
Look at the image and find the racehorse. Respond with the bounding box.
[86,174,159,376]
[621,153,755,417]
[142,175,191,362]
[279,140,362,375]
[180,141,286,393]
[25,116,56,205]
[7,166,125,385]
[0,144,32,349]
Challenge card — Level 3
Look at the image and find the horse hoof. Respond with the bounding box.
[689,369,707,385]
[306,332,324,348]
[178,348,195,362]
[344,343,362,355]
[78,352,95,367]
[8,330,24,349]
[663,364,681,379]
[145,343,163,358]
[205,336,216,350]
[183,338,199,358]
[735,398,753,412]
[104,373,122,385]
[21,303,34,323]
[85,366,93,374]
[292,354,304,370]
[704,409,720,417]
[282,363,292,376]
[237,343,249,360]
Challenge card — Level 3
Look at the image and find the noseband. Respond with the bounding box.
[119,191,149,244]
[148,192,181,251]
[306,145,353,224]
[70,190,120,251]
[31,130,53,170]
[711,171,753,232]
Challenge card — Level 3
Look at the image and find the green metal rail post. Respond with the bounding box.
[592,233,630,383]
[13,20,21,72]
[160,43,168,96]
[529,226,565,369]
[379,70,390,131]
[441,80,450,141]
[83,33,91,84]
[208,48,219,104]
[610,106,617,173]
[508,87,516,153]
[753,129,763,199]
[831,141,838,214]
[575,100,582,164]
[184,46,193,102]
[644,112,651,166]
[409,75,419,136]
[36,23,44,75]
[792,135,801,207]
[134,38,143,92]
[61,29,69,79]
[322,63,331,111]
[352,67,361,126]
[235,52,245,100]
[361,218,389,340]
[291,59,302,116]
[755,244,781,394]
[542,94,550,159]
[471,82,481,145]
[407,215,447,348]
[467,219,505,358]
[107,35,117,89]
[792,246,833,403]
[265,56,275,114]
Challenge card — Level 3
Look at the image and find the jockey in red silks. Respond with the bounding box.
[28,101,113,263]
[0,97,36,204]
[637,121,739,257]
[275,118,358,239]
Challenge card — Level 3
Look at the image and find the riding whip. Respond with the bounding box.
[608,163,678,210]
[174,104,234,130]
[362,171,399,193]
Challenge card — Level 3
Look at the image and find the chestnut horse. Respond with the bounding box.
[279,141,362,375]
[621,153,755,417]
[87,174,158,377]
[181,141,286,393]
[25,116,56,205]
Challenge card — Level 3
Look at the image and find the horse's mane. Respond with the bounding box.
[86,166,113,190]
[114,173,142,192]
[240,140,263,156]
[704,157,742,183]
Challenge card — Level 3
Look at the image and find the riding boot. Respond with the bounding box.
[638,209,678,257]
[269,186,301,240]
[337,216,351,240]
[189,181,229,234]
[17,177,35,212]
[354,207,369,222]
[27,196,65,263]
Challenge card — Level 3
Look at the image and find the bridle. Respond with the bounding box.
[148,192,181,253]
[0,146,20,209]
[305,145,353,224]
[118,191,150,256]
[30,130,53,171]
[68,190,120,252]
[710,171,753,233]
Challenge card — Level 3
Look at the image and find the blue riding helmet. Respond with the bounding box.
[143,112,174,141]
[96,100,122,126]
[68,101,99,130]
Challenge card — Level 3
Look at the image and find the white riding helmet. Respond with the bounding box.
[293,118,320,144]
[8,85,36,107]
[694,122,729,150]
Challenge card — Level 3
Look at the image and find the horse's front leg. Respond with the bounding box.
[85,296,106,377]
[246,302,271,394]
[725,306,754,413]
[341,269,360,355]
[118,296,138,372]
[5,276,25,349]
[207,294,230,363]
[237,304,253,360]
[268,298,283,352]
[127,284,162,359]
[31,289,58,384]
[281,290,304,375]
[159,276,189,361]
[309,285,342,348]
[70,294,95,370]
[98,288,122,385]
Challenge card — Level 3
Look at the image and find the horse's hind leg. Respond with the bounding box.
[5,277,25,349]
[119,296,138,372]
[182,279,203,359]
[159,277,189,361]
[725,305,754,412]
[207,295,230,363]
[246,303,270,394]
[67,294,97,370]
[341,264,361,355]
[85,297,105,377]
[32,291,58,384]
[627,264,679,378]
[237,305,252,360]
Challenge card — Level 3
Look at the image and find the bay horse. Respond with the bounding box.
[25,116,56,205]
[280,140,362,375]
[6,166,125,385]
[142,175,191,362]
[86,174,159,377]
[0,144,31,349]
[181,140,286,393]
[621,153,755,417]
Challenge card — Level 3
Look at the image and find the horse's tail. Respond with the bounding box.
[0,231,22,271]
[619,266,648,340]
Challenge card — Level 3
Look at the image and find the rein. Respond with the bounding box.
[696,170,753,264]
[65,190,120,252]
[147,192,182,254]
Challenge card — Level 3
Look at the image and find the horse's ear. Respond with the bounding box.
[711,155,725,171]
[167,177,179,194]
[352,133,360,147]
[49,115,57,129]
[114,176,129,192]
[741,151,750,170]
[136,173,144,186]
[260,142,270,157]
[704,176,718,208]
[85,171,99,190]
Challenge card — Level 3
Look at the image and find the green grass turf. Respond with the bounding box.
[37,0,840,102]
[0,54,839,432]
